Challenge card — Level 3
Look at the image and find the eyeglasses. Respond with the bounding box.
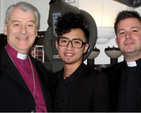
[57,37,86,48]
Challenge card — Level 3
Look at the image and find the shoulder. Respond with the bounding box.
[0,47,12,65]
[29,54,47,70]
[102,61,124,81]
[50,69,62,79]
[29,54,51,79]
[29,54,43,65]
[102,61,124,74]
[86,64,106,76]
[0,47,7,58]
[82,64,108,82]
[48,69,62,90]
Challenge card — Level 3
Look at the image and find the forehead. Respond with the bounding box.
[61,29,85,40]
[9,7,36,22]
[117,17,141,30]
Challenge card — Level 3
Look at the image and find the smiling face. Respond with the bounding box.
[116,17,141,61]
[56,28,89,67]
[4,7,37,55]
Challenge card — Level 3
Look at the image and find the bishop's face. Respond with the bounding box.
[4,7,37,55]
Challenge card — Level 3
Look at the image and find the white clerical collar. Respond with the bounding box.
[126,61,137,67]
[17,53,27,60]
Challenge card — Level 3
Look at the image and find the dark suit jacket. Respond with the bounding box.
[103,60,141,111]
[48,63,110,111]
[0,47,52,112]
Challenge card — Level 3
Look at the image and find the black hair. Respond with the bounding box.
[114,10,141,35]
[55,12,89,43]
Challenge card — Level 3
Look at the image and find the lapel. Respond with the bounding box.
[109,61,125,109]
[1,48,29,91]
[66,63,87,111]
[112,62,125,92]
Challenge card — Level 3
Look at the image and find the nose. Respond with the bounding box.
[20,25,27,34]
[125,31,131,39]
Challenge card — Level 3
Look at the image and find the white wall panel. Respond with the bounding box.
[0,0,6,33]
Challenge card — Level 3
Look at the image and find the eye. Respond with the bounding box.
[132,29,138,32]
[60,39,68,43]
[73,40,82,45]
[14,24,19,26]
[27,24,33,28]
[62,40,67,42]
[61,39,67,42]
[119,31,125,35]
[26,22,35,29]
[13,23,20,28]
[74,40,80,44]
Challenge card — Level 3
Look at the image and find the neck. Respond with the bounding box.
[63,62,82,79]
[6,44,28,60]
[124,54,141,62]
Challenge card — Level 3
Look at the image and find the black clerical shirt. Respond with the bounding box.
[117,66,137,111]
[55,69,75,111]
[117,62,137,111]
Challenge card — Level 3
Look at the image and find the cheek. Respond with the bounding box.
[117,37,124,45]
[8,27,20,36]
[31,37,36,42]
[28,30,37,40]
[57,47,64,54]
[136,38,141,46]
[76,49,84,56]
[135,35,141,42]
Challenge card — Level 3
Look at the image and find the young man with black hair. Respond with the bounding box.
[48,12,110,112]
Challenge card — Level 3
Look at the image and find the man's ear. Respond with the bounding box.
[4,23,7,35]
[84,43,89,54]
[55,40,58,50]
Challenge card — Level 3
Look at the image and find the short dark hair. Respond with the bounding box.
[114,10,141,35]
[55,12,89,43]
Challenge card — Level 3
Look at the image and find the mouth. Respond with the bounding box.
[124,40,135,45]
[16,37,28,40]
[125,42,134,45]
[64,53,74,57]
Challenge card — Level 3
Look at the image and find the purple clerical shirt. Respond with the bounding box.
[6,44,47,112]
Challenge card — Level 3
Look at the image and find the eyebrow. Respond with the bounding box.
[11,20,35,23]
[117,29,124,33]
[117,26,140,33]
[131,26,140,29]
[11,20,20,23]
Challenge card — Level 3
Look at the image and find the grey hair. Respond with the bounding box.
[5,2,40,30]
